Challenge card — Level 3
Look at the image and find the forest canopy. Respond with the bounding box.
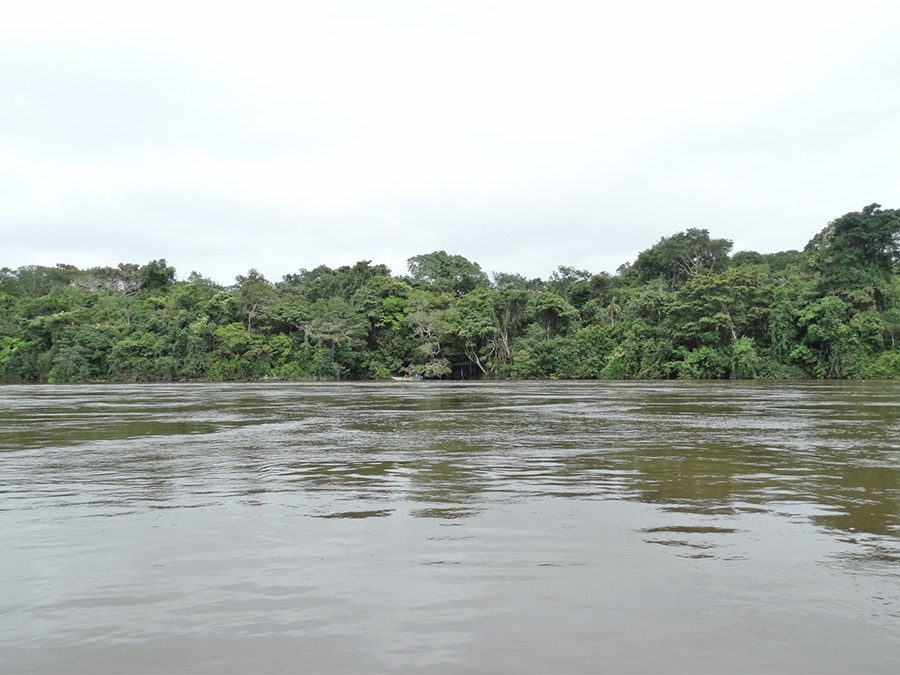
[2,205,900,382]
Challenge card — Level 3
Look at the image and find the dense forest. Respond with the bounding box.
[2,204,900,382]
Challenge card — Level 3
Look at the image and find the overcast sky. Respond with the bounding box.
[3,0,899,285]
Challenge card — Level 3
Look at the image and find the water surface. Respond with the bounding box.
[2,381,900,673]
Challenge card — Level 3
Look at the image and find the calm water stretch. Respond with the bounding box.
[2,381,900,674]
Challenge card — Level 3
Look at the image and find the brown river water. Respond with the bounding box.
[1,381,899,673]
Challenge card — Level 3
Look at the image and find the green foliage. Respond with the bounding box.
[233,270,276,331]
[806,204,900,308]
[668,345,731,380]
[282,261,392,301]
[139,259,176,292]
[552,325,616,378]
[630,228,733,291]
[0,336,39,382]
[548,266,593,310]
[666,266,773,350]
[600,320,674,379]
[491,271,544,292]
[0,265,80,297]
[863,351,900,379]
[790,296,885,378]
[731,249,803,272]
[443,288,498,374]
[731,337,761,379]
[526,292,580,339]
[407,251,488,297]
[492,286,529,365]
[3,206,900,382]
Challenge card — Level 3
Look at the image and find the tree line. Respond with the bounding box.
[2,204,900,382]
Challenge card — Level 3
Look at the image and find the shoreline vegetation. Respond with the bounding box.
[2,204,900,383]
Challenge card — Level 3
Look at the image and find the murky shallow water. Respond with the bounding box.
[2,381,900,673]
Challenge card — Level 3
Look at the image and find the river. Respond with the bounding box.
[2,381,899,673]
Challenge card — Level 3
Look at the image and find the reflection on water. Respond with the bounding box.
[2,381,900,673]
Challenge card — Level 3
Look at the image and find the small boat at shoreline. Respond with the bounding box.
[391,375,423,381]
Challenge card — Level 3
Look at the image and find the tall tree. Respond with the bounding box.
[630,228,733,291]
[407,251,489,297]
[805,203,900,308]
[138,259,176,292]
[233,269,276,331]
[666,266,774,350]
[444,288,498,374]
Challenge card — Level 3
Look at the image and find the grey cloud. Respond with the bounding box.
[3,4,900,288]
[0,36,350,159]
